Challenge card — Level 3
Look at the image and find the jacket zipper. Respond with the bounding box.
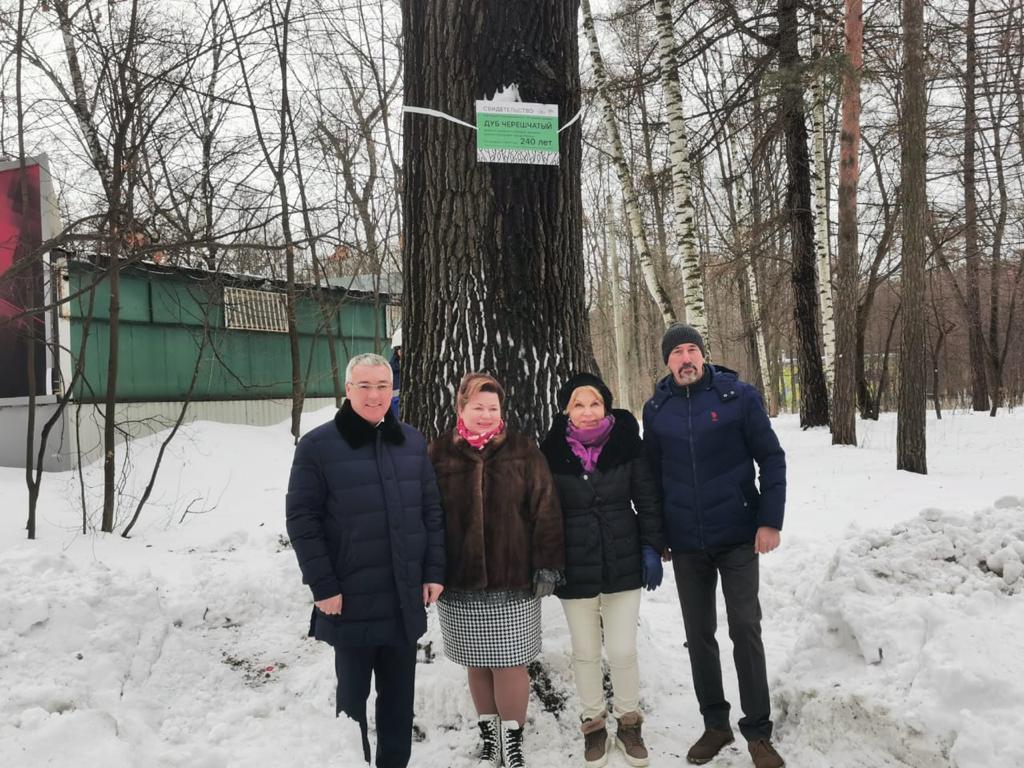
[686,387,706,549]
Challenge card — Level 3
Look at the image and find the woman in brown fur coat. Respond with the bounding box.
[428,372,564,768]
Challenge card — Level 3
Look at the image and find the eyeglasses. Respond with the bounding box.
[350,383,392,392]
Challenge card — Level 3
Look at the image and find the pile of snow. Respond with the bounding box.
[776,498,1024,768]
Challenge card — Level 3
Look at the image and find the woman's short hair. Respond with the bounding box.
[456,372,505,411]
[565,385,605,414]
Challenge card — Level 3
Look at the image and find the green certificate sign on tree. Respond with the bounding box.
[476,101,559,165]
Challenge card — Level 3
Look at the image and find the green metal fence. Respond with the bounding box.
[67,262,388,402]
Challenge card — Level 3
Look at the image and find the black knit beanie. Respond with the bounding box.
[557,372,613,413]
[661,323,706,362]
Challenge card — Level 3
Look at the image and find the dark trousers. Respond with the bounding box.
[672,543,772,741]
[334,643,418,768]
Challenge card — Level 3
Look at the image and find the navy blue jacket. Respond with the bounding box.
[286,402,445,647]
[642,365,785,553]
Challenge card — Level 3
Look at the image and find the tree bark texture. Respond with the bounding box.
[897,0,927,474]
[832,0,862,446]
[401,0,595,441]
[778,0,830,427]
[963,0,990,411]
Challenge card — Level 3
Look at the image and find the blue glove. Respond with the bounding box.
[641,546,663,591]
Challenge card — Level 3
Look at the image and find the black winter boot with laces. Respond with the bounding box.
[477,714,502,766]
[500,719,526,768]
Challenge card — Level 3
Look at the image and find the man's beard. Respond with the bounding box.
[674,364,701,385]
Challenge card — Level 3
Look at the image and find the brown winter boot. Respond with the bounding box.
[748,739,785,768]
[614,711,649,767]
[580,712,611,767]
[686,728,735,764]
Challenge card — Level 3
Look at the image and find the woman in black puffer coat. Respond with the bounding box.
[540,373,665,768]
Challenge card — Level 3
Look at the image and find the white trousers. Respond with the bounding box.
[560,588,642,719]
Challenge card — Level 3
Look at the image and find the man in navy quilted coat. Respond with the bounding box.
[286,353,445,768]
[643,324,787,768]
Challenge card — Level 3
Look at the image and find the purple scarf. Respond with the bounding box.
[565,415,615,472]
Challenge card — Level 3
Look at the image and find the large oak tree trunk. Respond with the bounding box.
[401,1,595,440]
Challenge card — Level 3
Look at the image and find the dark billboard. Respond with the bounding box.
[0,161,48,398]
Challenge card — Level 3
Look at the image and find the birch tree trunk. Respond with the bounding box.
[653,0,708,342]
[401,0,595,440]
[728,132,773,407]
[897,0,928,474]
[745,262,773,401]
[832,0,862,446]
[581,0,676,328]
[811,20,836,390]
[606,196,632,413]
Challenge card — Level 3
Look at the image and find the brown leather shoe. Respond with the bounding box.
[686,728,735,764]
[748,739,785,768]
[581,713,610,767]
[615,711,649,767]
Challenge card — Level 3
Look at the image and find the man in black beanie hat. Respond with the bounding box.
[660,323,706,364]
[643,326,787,768]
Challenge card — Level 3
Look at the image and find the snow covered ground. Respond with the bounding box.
[1,408,1022,768]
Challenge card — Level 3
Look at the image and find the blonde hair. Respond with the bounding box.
[456,372,505,411]
[565,385,606,415]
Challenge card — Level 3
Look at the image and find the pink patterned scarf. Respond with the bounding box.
[456,416,506,450]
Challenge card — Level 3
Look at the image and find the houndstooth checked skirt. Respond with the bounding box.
[436,592,542,667]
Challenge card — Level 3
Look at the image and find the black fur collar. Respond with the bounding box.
[334,400,405,449]
[540,408,643,475]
